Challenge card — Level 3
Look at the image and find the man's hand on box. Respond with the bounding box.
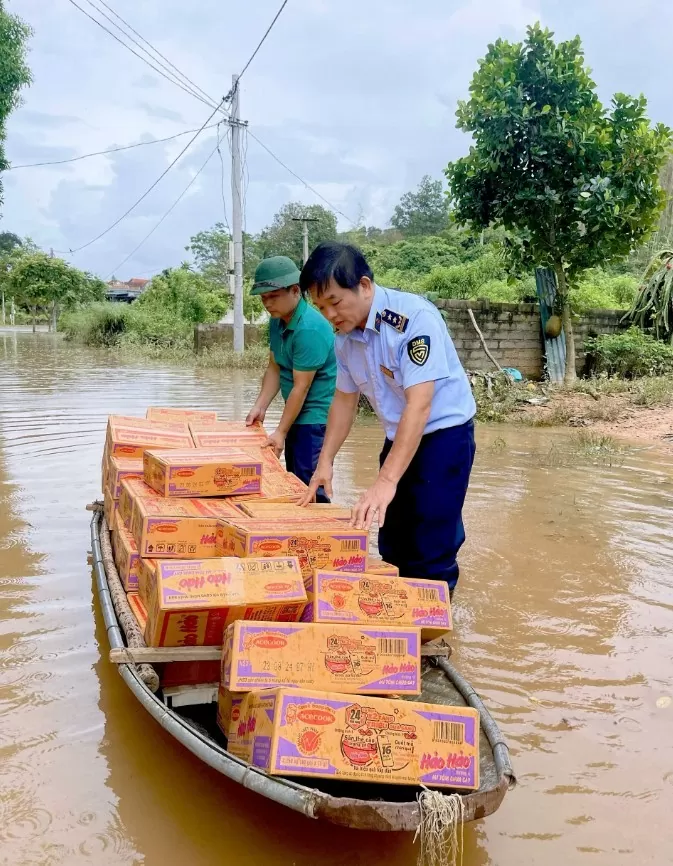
[350,476,397,530]
[264,428,286,458]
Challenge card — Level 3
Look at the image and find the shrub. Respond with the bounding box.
[571,270,638,313]
[59,302,132,346]
[585,327,673,377]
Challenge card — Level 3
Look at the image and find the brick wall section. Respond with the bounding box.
[434,299,625,378]
[195,303,625,379]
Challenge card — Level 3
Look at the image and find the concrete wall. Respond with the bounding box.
[195,302,626,379]
[435,299,625,379]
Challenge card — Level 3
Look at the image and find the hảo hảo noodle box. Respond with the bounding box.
[146,407,219,426]
[222,620,421,695]
[302,570,452,640]
[119,478,161,528]
[143,447,263,498]
[234,687,479,790]
[112,512,140,591]
[236,501,352,520]
[189,420,267,449]
[105,456,144,500]
[141,557,307,647]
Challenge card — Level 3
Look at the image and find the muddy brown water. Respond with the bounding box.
[1,330,673,866]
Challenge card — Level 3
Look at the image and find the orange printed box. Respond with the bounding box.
[119,477,161,528]
[215,518,368,579]
[147,407,218,426]
[217,687,248,758]
[136,557,157,608]
[131,496,242,558]
[127,593,219,684]
[222,620,421,695]
[230,449,309,503]
[244,688,479,790]
[237,501,351,520]
[142,557,306,647]
[105,415,193,459]
[363,558,399,577]
[190,421,268,449]
[143,448,263,498]
[103,486,118,529]
[106,456,144,500]
[112,513,140,591]
[302,571,452,640]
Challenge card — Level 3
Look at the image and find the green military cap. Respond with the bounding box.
[250,256,301,295]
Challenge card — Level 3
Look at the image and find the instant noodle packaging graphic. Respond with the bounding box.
[143,447,263,497]
[142,557,307,647]
[216,688,248,758]
[146,407,218,426]
[222,620,421,695]
[243,688,480,790]
[215,517,368,579]
[130,496,242,558]
[106,456,144,500]
[105,415,193,459]
[112,513,140,591]
[228,448,309,504]
[302,571,452,639]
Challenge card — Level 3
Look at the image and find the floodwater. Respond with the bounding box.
[1,329,672,866]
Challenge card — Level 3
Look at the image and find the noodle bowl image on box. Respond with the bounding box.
[239,688,479,790]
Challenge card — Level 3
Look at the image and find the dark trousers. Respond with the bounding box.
[284,423,330,503]
[378,420,475,591]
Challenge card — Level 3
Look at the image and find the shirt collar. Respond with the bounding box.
[364,284,386,333]
[280,296,306,333]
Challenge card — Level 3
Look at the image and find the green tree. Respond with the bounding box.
[186,222,230,287]
[446,24,672,382]
[0,231,21,253]
[136,265,228,323]
[390,175,449,237]
[257,203,337,264]
[0,4,32,207]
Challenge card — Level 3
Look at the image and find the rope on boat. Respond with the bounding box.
[414,787,464,866]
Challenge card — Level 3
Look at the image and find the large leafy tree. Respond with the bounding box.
[186,222,230,287]
[391,175,449,237]
[0,3,32,208]
[256,202,337,265]
[446,24,672,382]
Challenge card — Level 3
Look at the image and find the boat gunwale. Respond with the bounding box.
[89,506,515,831]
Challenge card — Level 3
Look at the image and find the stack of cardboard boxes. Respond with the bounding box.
[102,407,479,792]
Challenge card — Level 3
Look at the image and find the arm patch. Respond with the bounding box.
[407,335,430,366]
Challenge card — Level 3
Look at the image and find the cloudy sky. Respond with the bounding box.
[3,0,671,279]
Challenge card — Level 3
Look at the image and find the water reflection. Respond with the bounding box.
[0,331,672,865]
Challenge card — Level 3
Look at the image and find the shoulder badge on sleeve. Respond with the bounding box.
[408,335,431,366]
[381,308,408,333]
[374,311,381,333]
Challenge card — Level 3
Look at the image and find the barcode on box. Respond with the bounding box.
[433,721,465,745]
[418,588,439,603]
[377,638,407,656]
[240,467,258,476]
[341,539,361,552]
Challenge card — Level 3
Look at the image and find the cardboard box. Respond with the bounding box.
[190,421,268,449]
[131,496,242,558]
[106,456,144,500]
[237,501,352,520]
[136,557,157,608]
[216,688,248,758]
[216,518,368,579]
[112,513,140,591]
[127,593,220,685]
[147,407,218,426]
[302,571,452,640]
[230,448,309,503]
[244,688,480,790]
[222,621,421,695]
[103,486,118,529]
[364,558,399,577]
[119,477,161,528]
[143,557,307,647]
[143,448,263,498]
[105,415,193,459]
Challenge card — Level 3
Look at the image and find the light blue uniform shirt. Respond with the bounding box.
[335,284,476,440]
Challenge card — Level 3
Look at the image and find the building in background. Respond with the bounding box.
[105,277,149,303]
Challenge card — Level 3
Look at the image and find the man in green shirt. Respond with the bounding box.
[245,255,337,502]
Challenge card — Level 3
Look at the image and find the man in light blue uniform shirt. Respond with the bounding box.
[300,241,476,594]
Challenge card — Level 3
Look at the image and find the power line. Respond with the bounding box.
[107,132,222,277]
[225,0,289,100]
[247,129,357,226]
[54,100,225,255]
[8,123,220,169]
[93,0,219,110]
[65,0,226,115]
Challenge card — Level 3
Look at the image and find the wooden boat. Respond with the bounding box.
[89,506,515,832]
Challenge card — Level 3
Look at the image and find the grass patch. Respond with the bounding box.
[537,432,626,468]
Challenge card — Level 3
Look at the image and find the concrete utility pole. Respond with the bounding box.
[292,216,319,265]
[229,74,244,353]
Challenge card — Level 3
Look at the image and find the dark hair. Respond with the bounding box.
[299,241,373,296]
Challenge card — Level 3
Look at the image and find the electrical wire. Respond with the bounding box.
[92,0,219,110]
[247,129,357,226]
[54,99,225,255]
[225,0,289,100]
[8,123,220,169]
[65,0,226,115]
[107,133,222,278]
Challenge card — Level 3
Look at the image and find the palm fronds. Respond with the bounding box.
[624,249,673,342]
